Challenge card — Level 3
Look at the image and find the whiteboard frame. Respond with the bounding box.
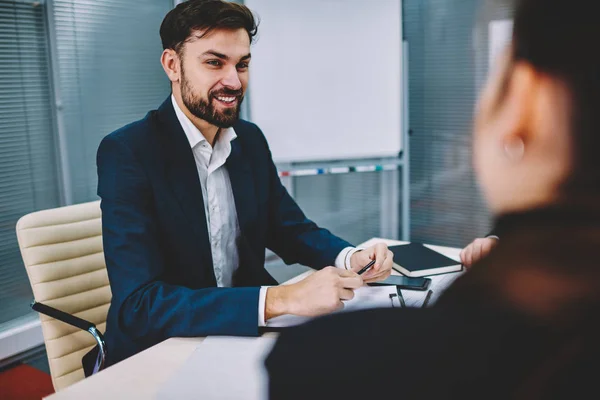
[245,0,403,163]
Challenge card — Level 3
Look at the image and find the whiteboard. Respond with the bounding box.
[246,0,403,162]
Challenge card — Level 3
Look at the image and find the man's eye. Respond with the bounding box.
[237,62,249,70]
[207,60,222,67]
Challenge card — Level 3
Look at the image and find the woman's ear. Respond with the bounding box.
[496,61,538,148]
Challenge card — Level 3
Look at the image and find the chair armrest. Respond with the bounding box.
[31,301,95,331]
[31,301,107,373]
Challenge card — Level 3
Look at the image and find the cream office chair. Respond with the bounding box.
[16,200,111,391]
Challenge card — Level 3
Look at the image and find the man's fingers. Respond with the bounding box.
[363,269,391,284]
[363,250,394,280]
[338,268,360,278]
[364,252,393,279]
[382,250,393,270]
[350,250,369,270]
[373,244,388,271]
[339,288,355,301]
[340,275,363,289]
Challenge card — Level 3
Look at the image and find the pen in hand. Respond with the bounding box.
[357,259,376,275]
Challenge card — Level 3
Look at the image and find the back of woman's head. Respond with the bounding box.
[474,0,600,214]
[512,0,600,192]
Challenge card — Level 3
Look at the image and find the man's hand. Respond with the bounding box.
[349,243,394,283]
[265,267,363,320]
[460,237,498,268]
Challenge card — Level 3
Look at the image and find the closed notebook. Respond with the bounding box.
[389,243,462,277]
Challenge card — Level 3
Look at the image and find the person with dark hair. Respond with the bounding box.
[96,0,394,367]
[266,0,600,398]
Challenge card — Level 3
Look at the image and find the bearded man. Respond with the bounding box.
[96,0,393,367]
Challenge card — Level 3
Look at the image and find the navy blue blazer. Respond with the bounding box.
[97,97,352,366]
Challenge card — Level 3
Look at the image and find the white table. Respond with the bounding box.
[45,238,462,399]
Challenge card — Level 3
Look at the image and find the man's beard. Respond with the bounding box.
[180,69,244,128]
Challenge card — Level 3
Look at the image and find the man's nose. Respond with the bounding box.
[221,66,242,90]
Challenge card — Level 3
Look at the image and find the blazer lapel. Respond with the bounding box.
[156,97,215,279]
[226,136,257,237]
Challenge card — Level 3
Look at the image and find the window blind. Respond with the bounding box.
[404,0,513,248]
[0,0,60,324]
[50,0,173,203]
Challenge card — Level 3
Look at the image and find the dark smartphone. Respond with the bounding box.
[368,275,431,291]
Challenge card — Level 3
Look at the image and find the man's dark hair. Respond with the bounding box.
[511,0,600,192]
[160,0,258,54]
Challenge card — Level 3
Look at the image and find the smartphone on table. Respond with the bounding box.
[368,275,431,291]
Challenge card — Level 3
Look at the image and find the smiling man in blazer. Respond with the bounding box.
[96,0,394,367]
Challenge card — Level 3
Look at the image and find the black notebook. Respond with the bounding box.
[389,243,463,277]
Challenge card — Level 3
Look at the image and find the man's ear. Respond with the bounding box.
[497,61,538,146]
[161,49,180,84]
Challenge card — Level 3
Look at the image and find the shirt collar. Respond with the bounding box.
[171,94,237,150]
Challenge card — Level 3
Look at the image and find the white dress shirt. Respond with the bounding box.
[171,96,358,326]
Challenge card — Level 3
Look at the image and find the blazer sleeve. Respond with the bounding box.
[97,135,261,345]
[255,126,353,269]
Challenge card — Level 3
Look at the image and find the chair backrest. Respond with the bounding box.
[16,200,111,391]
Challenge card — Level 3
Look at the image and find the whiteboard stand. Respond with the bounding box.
[274,155,408,242]
[380,162,401,241]
[401,40,411,242]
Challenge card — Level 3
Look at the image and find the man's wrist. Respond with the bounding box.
[345,247,363,270]
[265,286,290,321]
[335,247,355,269]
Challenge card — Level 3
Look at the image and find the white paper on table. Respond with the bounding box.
[156,336,277,400]
[266,285,399,328]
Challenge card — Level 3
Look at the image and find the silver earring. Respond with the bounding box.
[504,138,525,162]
